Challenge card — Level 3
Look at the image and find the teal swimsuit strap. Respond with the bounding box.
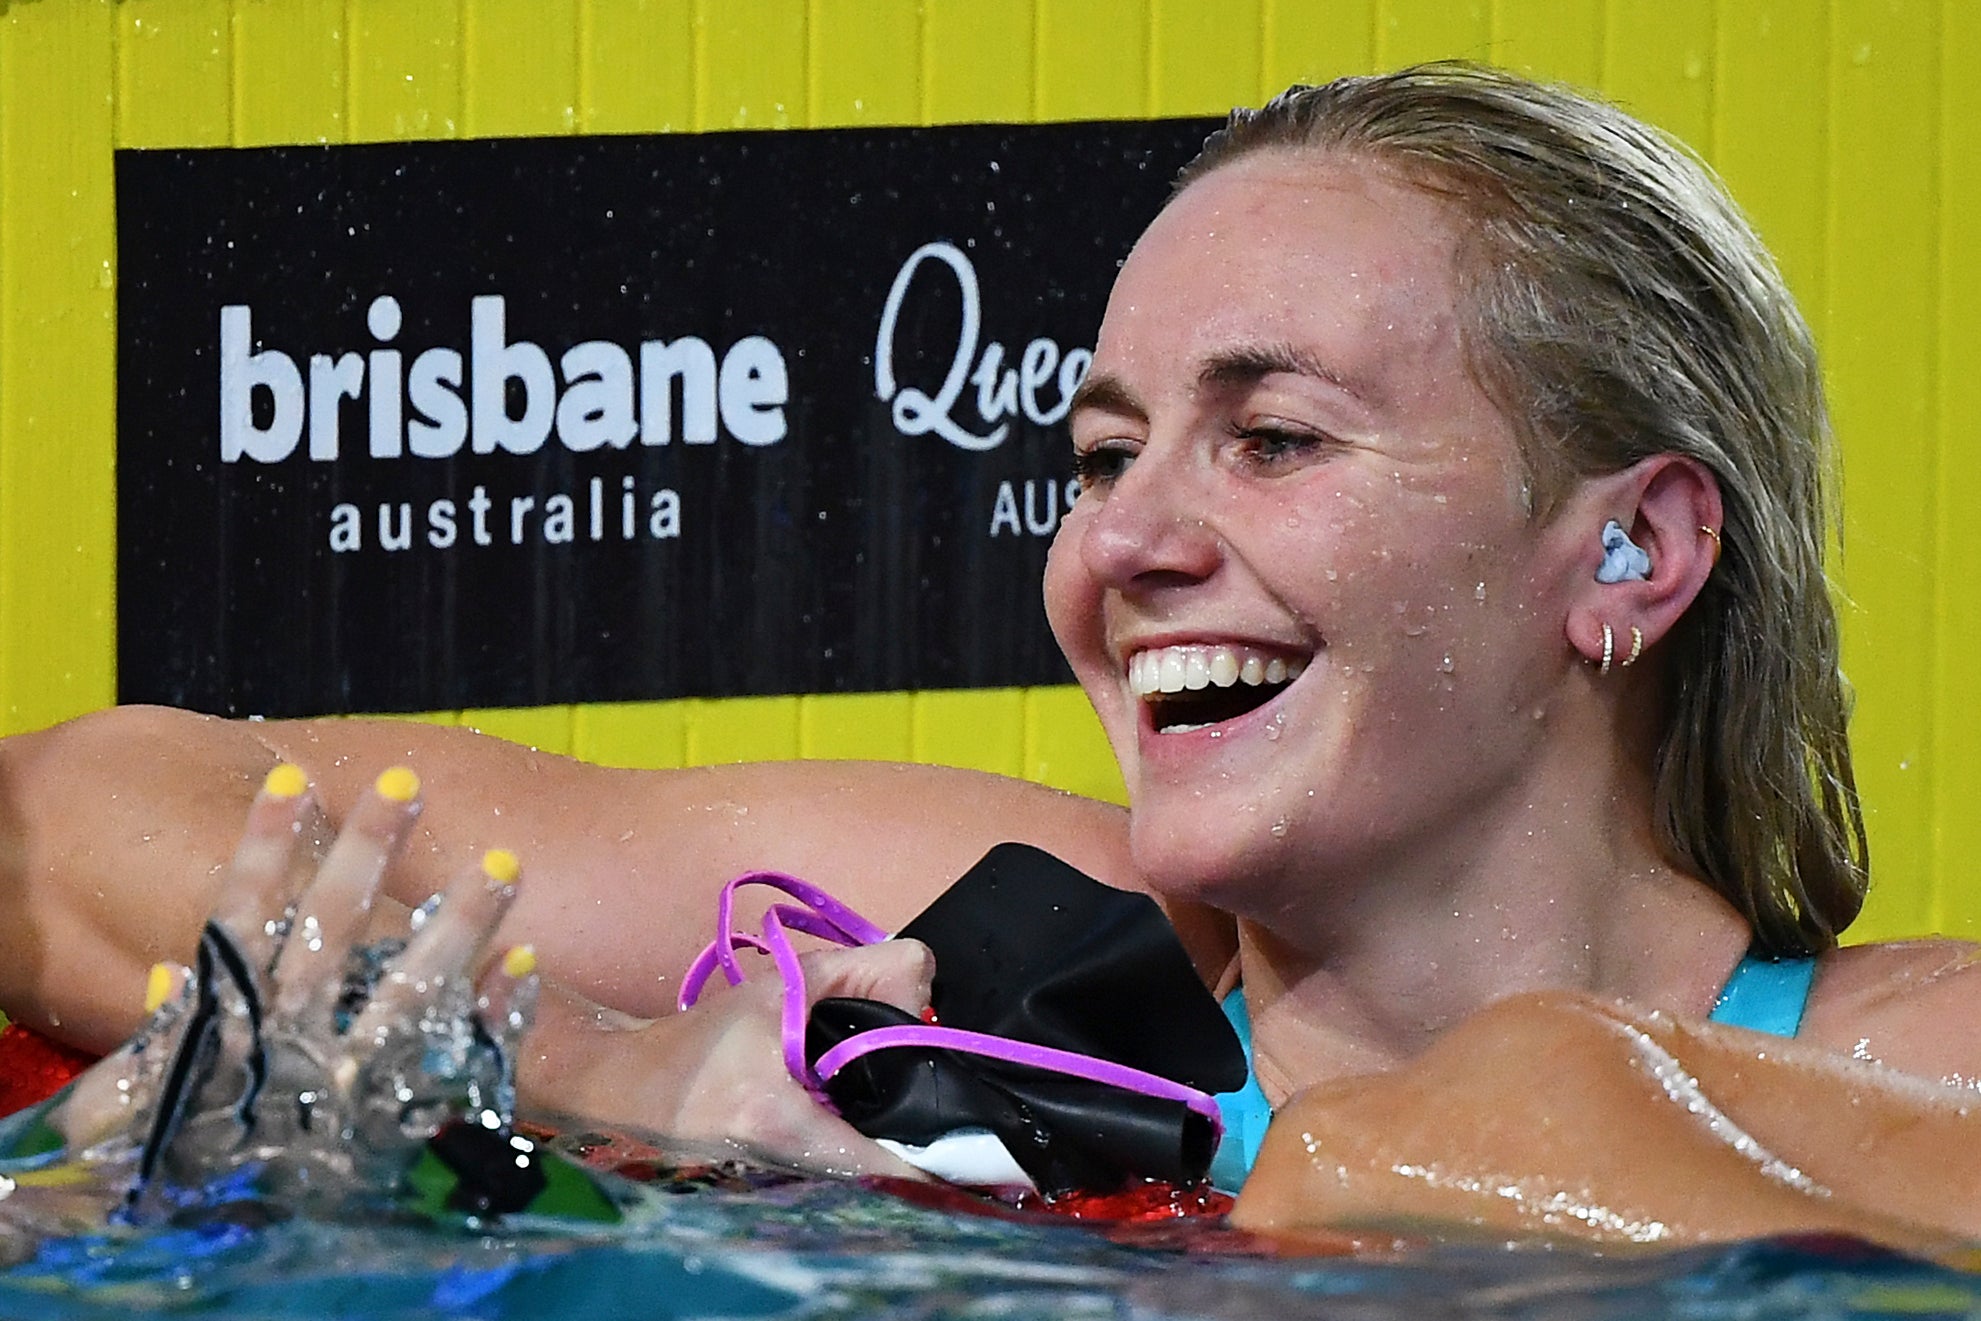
[1208,989,1272,1192]
[1707,951,1818,1038]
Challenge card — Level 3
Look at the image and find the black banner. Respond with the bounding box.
[115,119,1217,716]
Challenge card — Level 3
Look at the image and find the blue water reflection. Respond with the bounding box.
[1,1157,1974,1321]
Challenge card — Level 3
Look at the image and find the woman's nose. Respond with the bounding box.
[1074,449,1223,590]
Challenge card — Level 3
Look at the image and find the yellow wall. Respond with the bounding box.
[0,0,1971,940]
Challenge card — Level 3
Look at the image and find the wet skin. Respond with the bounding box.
[1047,151,1751,1088]
[1048,151,1564,919]
[1040,151,1981,1251]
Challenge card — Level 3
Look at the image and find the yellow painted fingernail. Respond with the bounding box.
[501,944,537,978]
[263,763,308,800]
[144,962,174,1014]
[374,766,420,803]
[482,848,520,885]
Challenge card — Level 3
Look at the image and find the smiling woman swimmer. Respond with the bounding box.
[0,63,1976,1252]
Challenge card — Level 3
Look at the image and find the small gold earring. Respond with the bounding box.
[1619,625,1644,668]
[1599,622,1614,676]
[1700,525,1723,565]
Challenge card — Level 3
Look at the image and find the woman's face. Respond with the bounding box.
[1045,152,1585,915]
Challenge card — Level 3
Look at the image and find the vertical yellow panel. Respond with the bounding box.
[572,700,689,768]
[912,687,1027,775]
[923,0,1034,123]
[464,0,579,137]
[1828,0,1940,942]
[1490,0,1603,86]
[117,1,232,148]
[695,0,806,129]
[348,0,463,142]
[809,0,921,128]
[1601,0,1715,153]
[1024,685,1125,802]
[1151,0,1263,117]
[459,704,575,755]
[0,1,117,735]
[1037,0,1150,121]
[232,0,347,146]
[1934,0,1980,937]
[1263,0,1376,93]
[1376,0,1490,66]
[798,692,914,760]
[685,694,801,763]
[1714,2,1828,326]
[582,0,694,133]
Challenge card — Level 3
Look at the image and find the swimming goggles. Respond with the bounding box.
[676,847,1237,1191]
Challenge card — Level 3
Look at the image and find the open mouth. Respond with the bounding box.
[1127,644,1309,734]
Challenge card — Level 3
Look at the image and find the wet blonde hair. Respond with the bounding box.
[1179,63,1865,954]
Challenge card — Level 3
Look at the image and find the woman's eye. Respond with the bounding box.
[1071,444,1135,491]
[1230,424,1330,466]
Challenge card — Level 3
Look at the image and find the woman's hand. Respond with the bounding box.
[35,754,938,1197]
[42,763,530,1217]
[518,937,937,1180]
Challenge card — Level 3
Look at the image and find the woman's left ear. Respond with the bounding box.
[1561,456,1724,672]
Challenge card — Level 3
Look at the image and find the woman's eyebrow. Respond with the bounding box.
[1068,371,1146,421]
[1199,343,1371,404]
[1069,345,1373,423]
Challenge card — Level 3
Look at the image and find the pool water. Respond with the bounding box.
[0,1143,1975,1321]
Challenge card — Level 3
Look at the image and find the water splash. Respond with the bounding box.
[29,917,547,1229]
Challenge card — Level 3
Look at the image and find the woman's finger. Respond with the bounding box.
[269,766,424,1018]
[44,961,193,1150]
[477,944,539,1043]
[344,848,520,1045]
[206,763,327,972]
[801,939,935,1016]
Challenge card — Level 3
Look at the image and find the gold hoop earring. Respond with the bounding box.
[1700,525,1723,565]
[1599,622,1614,676]
[1619,625,1643,668]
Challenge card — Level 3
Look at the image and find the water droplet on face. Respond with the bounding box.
[1475,581,1487,602]
[1270,818,1289,838]
[1439,654,1455,673]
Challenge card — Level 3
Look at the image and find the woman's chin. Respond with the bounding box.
[1126,814,1301,910]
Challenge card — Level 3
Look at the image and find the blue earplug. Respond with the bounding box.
[1596,520,1651,583]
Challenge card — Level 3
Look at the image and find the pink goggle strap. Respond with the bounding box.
[677,869,1222,1136]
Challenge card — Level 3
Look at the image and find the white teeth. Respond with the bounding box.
[1126,644,1311,698]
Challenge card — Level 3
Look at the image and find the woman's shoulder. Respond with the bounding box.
[1799,937,1981,1083]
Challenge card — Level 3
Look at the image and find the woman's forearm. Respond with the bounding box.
[1233,991,1981,1257]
